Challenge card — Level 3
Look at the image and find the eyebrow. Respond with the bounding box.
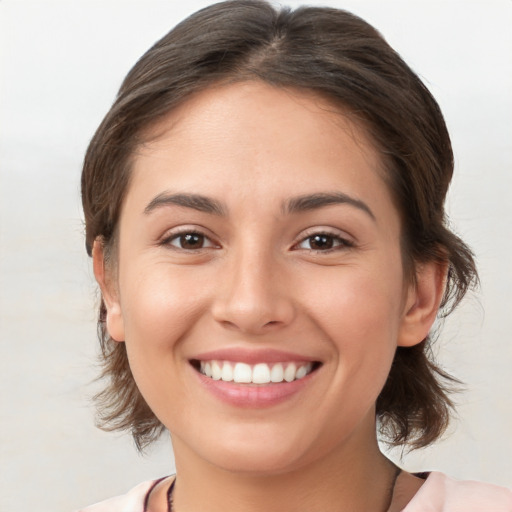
[284,192,376,221]
[144,191,375,221]
[144,192,226,216]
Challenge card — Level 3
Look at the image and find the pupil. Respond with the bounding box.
[181,233,203,248]
[311,235,333,249]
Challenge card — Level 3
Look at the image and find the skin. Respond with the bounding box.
[94,81,445,512]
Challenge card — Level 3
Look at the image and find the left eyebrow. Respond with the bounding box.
[144,192,227,216]
[283,192,376,221]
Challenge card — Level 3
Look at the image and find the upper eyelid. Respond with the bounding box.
[158,225,354,247]
[291,228,355,250]
[161,225,214,238]
[295,226,354,242]
[160,226,219,247]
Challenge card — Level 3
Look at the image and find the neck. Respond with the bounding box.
[170,421,397,512]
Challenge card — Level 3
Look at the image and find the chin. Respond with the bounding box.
[189,426,322,476]
[210,446,307,476]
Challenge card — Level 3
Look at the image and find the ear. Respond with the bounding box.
[397,260,447,347]
[92,239,125,342]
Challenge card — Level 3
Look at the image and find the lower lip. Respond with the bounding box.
[194,368,317,408]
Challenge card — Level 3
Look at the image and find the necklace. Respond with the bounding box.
[166,467,401,512]
[166,479,175,512]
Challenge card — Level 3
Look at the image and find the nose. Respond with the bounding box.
[211,248,295,335]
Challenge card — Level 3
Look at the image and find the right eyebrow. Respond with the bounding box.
[143,192,227,216]
[283,192,376,222]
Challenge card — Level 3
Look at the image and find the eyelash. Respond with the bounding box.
[160,229,218,251]
[293,231,354,253]
[160,229,353,253]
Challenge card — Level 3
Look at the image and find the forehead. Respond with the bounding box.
[142,81,376,151]
[128,81,393,216]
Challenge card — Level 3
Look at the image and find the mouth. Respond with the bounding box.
[190,359,321,385]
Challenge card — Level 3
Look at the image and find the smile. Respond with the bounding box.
[190,355,322,407]
[196,360,315,384]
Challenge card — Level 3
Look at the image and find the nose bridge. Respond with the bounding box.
[212,240,294,333]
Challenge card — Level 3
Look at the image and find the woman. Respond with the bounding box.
[78,1,511,510]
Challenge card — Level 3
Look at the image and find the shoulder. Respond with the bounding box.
[404,471,512,512]
[75,479,159,512]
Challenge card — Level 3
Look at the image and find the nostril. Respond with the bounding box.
[219,320,241,331]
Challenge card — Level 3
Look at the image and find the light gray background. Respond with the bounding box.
[1,1,511,511]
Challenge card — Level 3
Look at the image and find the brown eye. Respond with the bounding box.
[308,234,334,250]
[180,233,204,249]
[168,232,214,250]
[296,233,352,251]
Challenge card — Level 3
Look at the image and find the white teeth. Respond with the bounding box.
[270,363,284,382]
[233,362,252,383]
[295,365,308,379]
[198,360,314,384]
[252,363,271,384]
[211,361,222,380]
[284,363,297,382]
[221,361,233,382]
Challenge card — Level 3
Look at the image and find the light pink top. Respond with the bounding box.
[398,472,511,511]
[77,472,512,512]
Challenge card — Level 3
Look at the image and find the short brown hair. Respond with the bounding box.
[82,0,477,451]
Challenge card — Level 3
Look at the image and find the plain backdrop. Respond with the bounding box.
[1,1,511,511]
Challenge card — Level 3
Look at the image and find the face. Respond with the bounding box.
[99,81,429,475]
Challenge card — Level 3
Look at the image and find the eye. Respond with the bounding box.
[164,231,216,250]
[295,232,352,251]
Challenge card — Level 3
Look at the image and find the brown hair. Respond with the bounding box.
[82,0,477,451]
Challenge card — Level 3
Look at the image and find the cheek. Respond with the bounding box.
[302,263,405,385]
[306,263,404,338]
[119,263,209,353]
[116,264,210,422]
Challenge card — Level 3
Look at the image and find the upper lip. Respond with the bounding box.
[190,347,319,365]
